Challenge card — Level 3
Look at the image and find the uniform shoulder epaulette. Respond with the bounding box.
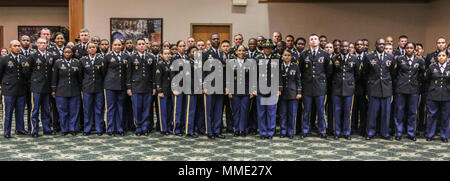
[73,58,80,62]
[55,58,63,62]
[255,54,264,59]
[273,54,281,59]
[398,55,405,58]
[81,56,87,59]
[302,49,308,53]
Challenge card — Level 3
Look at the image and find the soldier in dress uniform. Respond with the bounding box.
[330,40,360,140]
[103,39,129,136]
[182,46,200,138]
[202,33,226,139]
[392,42,425,141]
[298,34,333,139]
[362,38,395,140]
[51,47,82,136]
[0,40,29,138]
[255,39,282,139]
[99,39,110,57]
[245,38,260,135]
[279,49,302,139]
[221,40,234,133]
[20,35,35,134]
[127,39,156,136]
[352,39,369,136]
[393,35,408,57]
[80,43,106,136]
[155,49,173,136]
[424,51,449,142]
[72,29,91,60]
[227,45,253,137]
[122,39,135,133]
[24,38,56,137]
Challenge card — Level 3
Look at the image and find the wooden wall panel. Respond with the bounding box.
[69,0,83,42]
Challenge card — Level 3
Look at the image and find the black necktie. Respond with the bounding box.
[358,55,361,61]
[312,50,316,59]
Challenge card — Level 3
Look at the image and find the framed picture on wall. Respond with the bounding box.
[18,26,69,44]
[110,18,163,44]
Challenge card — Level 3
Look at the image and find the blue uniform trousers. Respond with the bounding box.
[367,96,392,137]
[105,89,125,133]
[131,93,152,133]
[82,92,105,133]
[256,95,277,136]
[425,100,450,139]
[231,95,250,132]
[332,95,353,136]
[302,95,327,134]
[2,95,26,134]
[55,96,81,133]
[31,93,51,134]
[279,99,298,136]
[393,93,419,137]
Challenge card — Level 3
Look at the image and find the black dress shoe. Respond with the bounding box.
[365,136,373,140]
[175,133,183,137]
[97,133,103,136]
[395,136,402,141]
[107,132,114,136]
[288,135,294,139]
[62,132,68,136]
[333,135,339,140]
[164,132,170,136]
[135,132,142,136]
[226,129,234,134]
[382,136,393,141]
[267,136,273,140]
[215,134,225,139]
[441,138,448,143]
[4,133,11,139]
[240,132,247,137]
[144,131,150,136]
[70,132,77,136]
[207,135,215,139]
[118,132,125,136]
[344,135,352,140]
[407,136,416,141]
[320,134,327,139]
[426,137,432,141]
[82,132,89,136]
[31,133,39,138]
[43,132,52,135]
[186,134,199,138]
[259,135,265,140]
[299,134,307,139]
[50,131,57,135]
[280,134,286,138]
[233,132,240,137]
[16,130,28,135]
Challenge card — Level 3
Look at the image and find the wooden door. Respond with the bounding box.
[0,26,3,49]
[191,24,231,43]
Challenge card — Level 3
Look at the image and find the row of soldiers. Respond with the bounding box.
[0,28,449,143]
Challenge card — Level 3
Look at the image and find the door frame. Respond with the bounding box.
[190,23,232,41]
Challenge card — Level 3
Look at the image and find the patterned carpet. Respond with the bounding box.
[0,108,449,161]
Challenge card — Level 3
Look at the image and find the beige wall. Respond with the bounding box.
[268,2,432,51]
[0,7,68,49]
[84,0,269,44]
[424,0,450,53]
